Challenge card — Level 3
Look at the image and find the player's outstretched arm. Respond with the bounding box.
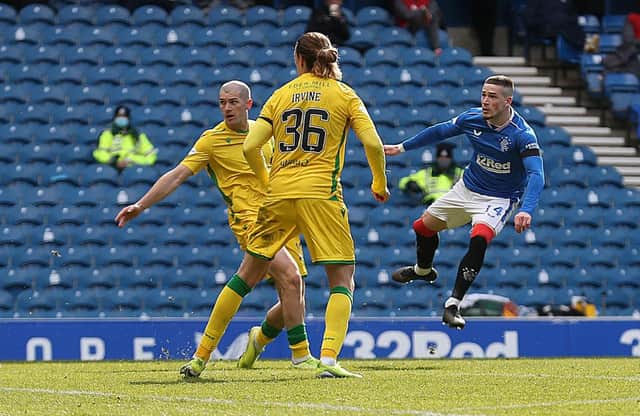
[357,127,390,202]
[243,118,273,187]
[399,120,462,152]
[115,164,192,227]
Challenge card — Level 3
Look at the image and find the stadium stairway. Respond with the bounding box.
[475,56,640,189]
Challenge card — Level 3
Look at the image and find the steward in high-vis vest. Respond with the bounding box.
[93,105,157,171]
[399,142,463,206]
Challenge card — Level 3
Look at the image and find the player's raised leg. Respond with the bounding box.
[442,223,494,330]
[392,212,446,284]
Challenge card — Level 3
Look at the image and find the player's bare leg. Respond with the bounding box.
[393,212,446,284]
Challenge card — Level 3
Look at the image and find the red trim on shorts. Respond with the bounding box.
[471,223,495,243]
[413,218,437,237]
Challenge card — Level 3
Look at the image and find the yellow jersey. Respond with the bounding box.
[180,120,272,214]
[258,72,376,201]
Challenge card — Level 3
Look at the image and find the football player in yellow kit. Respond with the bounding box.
[115,80,316,378]
[241,32,390,378]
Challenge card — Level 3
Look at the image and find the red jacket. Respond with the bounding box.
[396,0,431,27]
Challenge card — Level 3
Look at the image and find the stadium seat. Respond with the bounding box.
[139,47,176,67]
[376,26,414,48]
[1,269,33,293]
[170,5,205,27]
[0,3,17,25]
[132,5,167,28]
[462,65,494,87]
[95,4,130,27]
[516,106,546,127]
[266,27,299,48]
[18,4,54,25]
[599,33,622,53]
[439,47,473,68]
[0,289,14,313]
[215,47,253,67]
[207,5,243,27]
[15,289,58,314]
[602,14,626,33]
[425,67,460,87]
[356,6,390,28]
[245,5,279,27]
[347,27,377,51]
[282,5,311,26]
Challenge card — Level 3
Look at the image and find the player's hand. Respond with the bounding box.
[371,186,390,203]
[514,212,532,233]
[115,203,144,228]
[383,144,403,156]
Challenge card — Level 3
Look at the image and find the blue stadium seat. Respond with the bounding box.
[282,5,310,26]
[56,4,93,26]
[15,289,58,315]
[132,5,167,28]
[18,4,54,25]
[516,106,546,127]
[215,47,253,67]
[460,65,494,87]
[0,289,14,313]
[245,5,279,27]
[347,27,377,51]
[170,5,205,27]
[377,26,414,48]
[425,67,460,87]
[103,46,139,67]
[139,46,176,67]
[604,72,639,96]
[602,14,626,33]
[608,268,638,289]
[207,5,243,27]
[264,27,297,48]
[439,47,473,68]
[449,86,481,107]
[95,4,130,27]
[0,3,17,25]
[356,6,391,28]
[398,47,435,68]
[599,33,623,53]
[1,268,33,293]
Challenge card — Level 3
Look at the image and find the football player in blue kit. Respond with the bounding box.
[384,75,545,329]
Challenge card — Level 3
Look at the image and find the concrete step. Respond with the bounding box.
[564,126,612,136]
[572,136,626,146]
[511,76,552,86]
[537,105,587,116]
[474,56,526,66]
[587,147,637,156]
[490,66,538,76]
[517,86,563,95]
[623,176,640,187]
[523,95,576,105]
[597,156,640,166]
[546,115,600,126]
[617,166,640,175]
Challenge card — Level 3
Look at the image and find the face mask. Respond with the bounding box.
[437,158,451,170]
[114,117,129,128]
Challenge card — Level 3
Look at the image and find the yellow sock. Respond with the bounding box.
[194,275,251,361]
[320,287,352,361]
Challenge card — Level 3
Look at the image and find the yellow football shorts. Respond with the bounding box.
[229,209,308,277]
[247,199,355,265]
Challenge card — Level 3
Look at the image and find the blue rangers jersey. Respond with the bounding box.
[401,107,544,213]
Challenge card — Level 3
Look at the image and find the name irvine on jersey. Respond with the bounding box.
[291,91,322,103]
[476,154,511,174]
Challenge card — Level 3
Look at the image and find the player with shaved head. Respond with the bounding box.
[115,80,316,379]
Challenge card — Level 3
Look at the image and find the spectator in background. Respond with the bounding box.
[471,0,497,56]
[393,0,442,55]
[306,0,350,46]
[603,11,640,76]
[93,105,157,171]
[399,143,463,207]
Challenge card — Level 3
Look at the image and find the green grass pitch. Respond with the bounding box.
[0,359,638,415]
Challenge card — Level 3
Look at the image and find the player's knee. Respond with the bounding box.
[470,223,495,244]
[413,218,437,237]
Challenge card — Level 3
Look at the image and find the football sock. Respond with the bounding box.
[195,274,251,361]
[451,236,488,300]
[413,218,439,271]
[256,319,281,349]
[287,324,311,362]
[445,297,461,308]
[320,286,352,362]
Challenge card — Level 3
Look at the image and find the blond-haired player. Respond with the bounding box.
[115,81,316,378]
[239,32,389,378]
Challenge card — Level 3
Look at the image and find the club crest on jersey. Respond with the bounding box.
[476,154,511,174]
[499,137,511,152]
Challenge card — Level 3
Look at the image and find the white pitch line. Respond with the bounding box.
[455,396,640,412]
[450,371,640,382]
[0,386,483,416]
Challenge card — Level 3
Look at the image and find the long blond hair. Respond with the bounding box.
[294,32,342,80]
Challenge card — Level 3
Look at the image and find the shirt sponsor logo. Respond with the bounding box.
[476,154,511,174]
